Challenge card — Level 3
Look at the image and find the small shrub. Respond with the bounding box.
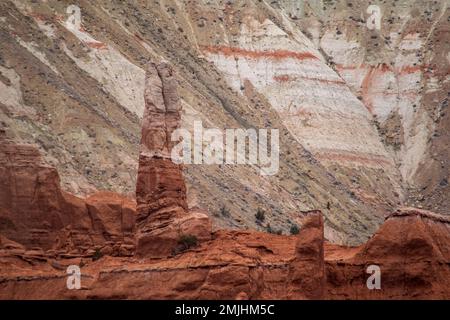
[255,208,266,222]
[220,205,230,217]
[177,234,198,251]
[290,224,300,235]
[92,248,103,261]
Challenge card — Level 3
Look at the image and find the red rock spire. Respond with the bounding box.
[135,62,211,258]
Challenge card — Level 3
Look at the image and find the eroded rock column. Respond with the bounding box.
[136,62,187,222]
[135,62,211,258]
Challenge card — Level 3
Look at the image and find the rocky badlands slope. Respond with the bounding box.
[2,0,449,245]
[0,61,448,300]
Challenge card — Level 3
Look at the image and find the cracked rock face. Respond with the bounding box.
[136,62,188,223]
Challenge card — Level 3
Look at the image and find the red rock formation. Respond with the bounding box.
[84,211,325,300]
[1,205,448,300]
[135,62,211,258]
[0,135,66,250]
[325,208,450,299]
[288,210,325,299]
[0,135,136,257]
[0,136,449,299]
[0,212,325,299]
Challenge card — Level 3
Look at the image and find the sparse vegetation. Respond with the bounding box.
[92,248,103,261]
[255,208,266,222]
[220,205,231,217]
[177,234,198,251]
[266,223,282,235]
[290,224,300,235]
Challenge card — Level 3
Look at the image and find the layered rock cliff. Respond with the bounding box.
[0,61,449,300]
[3,0,448,244]
[279,0,450,214]
[0,129,136,257]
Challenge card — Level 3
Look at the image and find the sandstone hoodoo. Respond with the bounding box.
[135,62,212,258]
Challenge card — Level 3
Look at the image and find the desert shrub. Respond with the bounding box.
[177,234,198,251]
[92,248,103,261]
[290,224,300,235]
[255,208,266,222]
[220,205,230,217]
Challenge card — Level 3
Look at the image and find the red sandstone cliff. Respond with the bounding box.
[326,208,450,299]
[0,129,136,258]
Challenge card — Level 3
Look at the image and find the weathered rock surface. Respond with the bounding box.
[0,135,136,257]
[135,62,212,258]
[0,211,326,299]
[0,115,448,299]
[0,205,448,299]
[291,0,450,215]
[4,1,447,243]
[288,210,325,299]
[0,1,448,300]
[326,208,450,299]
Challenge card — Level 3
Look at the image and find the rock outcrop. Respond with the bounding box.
[0,208,327,300]
[0,135,136,257]
[288,211,325,299]
[84,211,326,300]
[1,201,449,299]
[326,208,450,299]
[135,62,211,258]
